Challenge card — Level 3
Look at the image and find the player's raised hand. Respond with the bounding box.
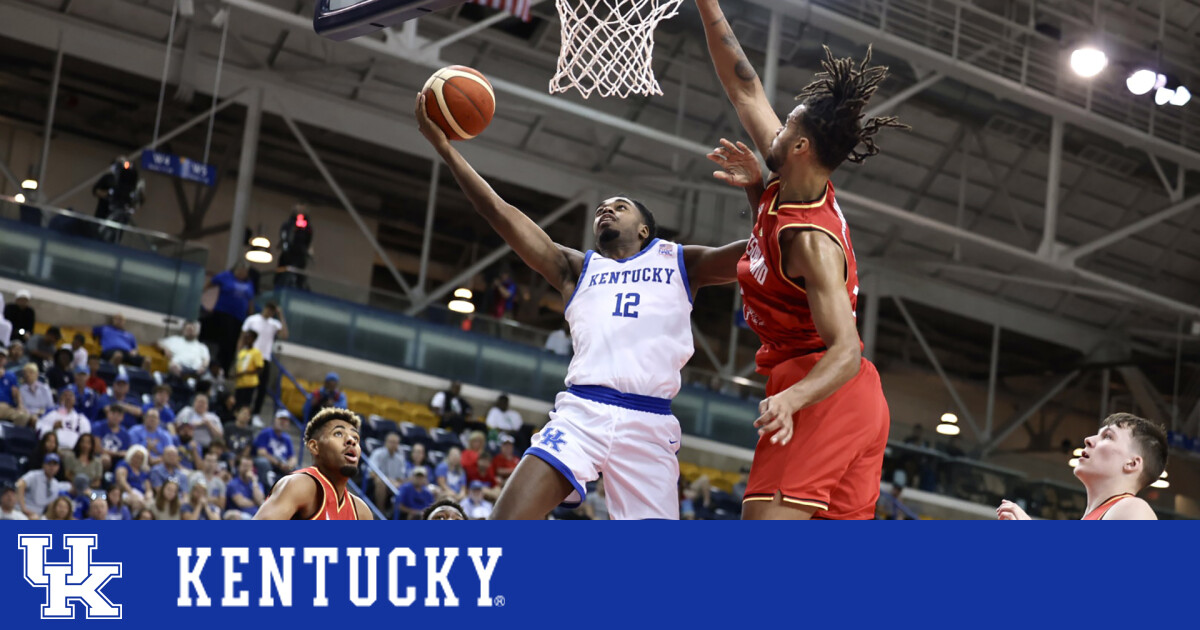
[707,138,762,189]
[996,499,1030,520]
[415,93,449,147]
[754,391,799,446]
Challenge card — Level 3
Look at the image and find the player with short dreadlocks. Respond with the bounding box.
[698,0,905,520]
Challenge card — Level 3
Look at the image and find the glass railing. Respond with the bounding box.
[0,196,208,319]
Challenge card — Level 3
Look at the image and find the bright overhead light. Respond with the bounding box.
[245,248,273,264]
[14,193,25,203]
[1068,457,1079,468]
[453,288,473,300]
[1069,47,1107,78]
[1169,85,1191,106]
[20,178,37,190]
[250,236,271,249]
[1073,447,1083,457]
[940,412,958,424]
[1126,69,1158,95]
[1155,87,1175,106]
[448,299,475,314]
[1151,479,1169,489]
[1160,471,1168,479]
[936,423,960,436]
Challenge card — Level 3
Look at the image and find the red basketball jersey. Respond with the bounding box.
[296,466,358,520]
[737,178,861,373]
[1081,493,1134,520]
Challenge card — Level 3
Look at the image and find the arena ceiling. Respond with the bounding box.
[1,0,1199,437]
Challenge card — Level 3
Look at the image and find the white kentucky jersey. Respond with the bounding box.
[563,238,694,399]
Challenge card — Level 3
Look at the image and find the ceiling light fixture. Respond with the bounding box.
[1070,47,1108,78]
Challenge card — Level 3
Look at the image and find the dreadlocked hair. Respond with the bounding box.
[795,45,910,170]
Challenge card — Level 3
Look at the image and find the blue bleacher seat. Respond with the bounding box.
[363,437,383,456]
[399,422,429,447]
[126,368,155,398]
[2,425,36,458]
[429,428,460,452]
[0,453,19,483]
[97,361,118,386]
[367,416,399,441]
[427,450,445,468]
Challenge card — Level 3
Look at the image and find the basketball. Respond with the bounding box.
[421,65,496,141]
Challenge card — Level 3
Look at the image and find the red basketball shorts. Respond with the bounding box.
[743,353,890,519]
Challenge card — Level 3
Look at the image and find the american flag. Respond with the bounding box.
[468,0,532,22]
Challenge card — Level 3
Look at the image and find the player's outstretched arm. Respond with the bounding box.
[696,0,782,161]
[683,240,748,294]
[1104,496,1157,520]
[754,233,861,445]
[707,138,765,219]
[415,94,582,299]
[253,473,315,520]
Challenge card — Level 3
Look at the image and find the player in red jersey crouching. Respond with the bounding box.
[256,408,373,520]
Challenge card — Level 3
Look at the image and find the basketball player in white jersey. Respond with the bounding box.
[416,94,747,519]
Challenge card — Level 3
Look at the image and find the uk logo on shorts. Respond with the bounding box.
[18,534,123,620]
[539,428,567,452]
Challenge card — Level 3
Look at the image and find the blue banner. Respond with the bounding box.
[2,521,1195,628]
[141,150,217,187]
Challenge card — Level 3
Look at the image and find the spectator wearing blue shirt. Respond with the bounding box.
[435,447,467,501]
[226,456,265,519]
[0,346,33,427]
[254,410,297,481]
[149,445,190,493]
[92,313,144,368]
[302,372,348,422]
[93,404,132,465]
[129,408,175,466]
[105,485,132,520]
[142,384,176,431]
[393,466,436,520]
[59,473,92,519]
[207,263,255,374]
[71,367,102,421]
[98,374,143,429]
[114,444,152,511]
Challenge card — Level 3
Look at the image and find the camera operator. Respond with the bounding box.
[92,156,145,243]
[274,206,314,291]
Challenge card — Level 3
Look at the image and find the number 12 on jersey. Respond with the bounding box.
[611,292,640,318]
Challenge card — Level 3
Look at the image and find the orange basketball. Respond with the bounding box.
[422,65,496,141]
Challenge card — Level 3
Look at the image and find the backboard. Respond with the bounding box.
[314,0,467,41]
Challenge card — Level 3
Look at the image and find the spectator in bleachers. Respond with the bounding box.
[304,373,347,423]
[469,451,496,488]
[226,455,265,519]
[85,497,108,521]
[16,453,66,519]
[183,480,222,520]
[114,445,151,512]
[490,434,519,479]
[461,430,486,477]
[44,495,74,520]
[129,408,173,466]
[100,374,142,429]
[485,394,523,433]
[85,355,107,394]
[179,393,223,449]
[242,302,287,418]
[18,364,54,419]
[148,479,183,521]
[368,432,409,511]
[233,330,263,411]
[393,466,435,520]
[6,341,30,373]
[60,473,92,519]
[174,421,202,470]
[143,385,176,432]
[105,485,132,520]
[0,346,33,427]
[4,288,34,342]
[190,451,227,512]
[0,485,29,520]
[0,294,11,347]
[135,509,155,520]
[430,380,472,435]
[28,326,63,367]
[93,404,131,468]
[435,447,467,501]
[543,322,571,356]
[37,387,90,450]
[490,268,517,319]
[150,446,190,493]
[461,480,493,519]
[60,434,102,490]
[69,333,88,371]
[29,432,62,474]
[222,404,255,462]
[158,321,210,383]
[207,263,256,375]
[409,442,428,479]
[93,314,144,368]
[72,369,102,422]
[45,348,74,391]
[214,389,238,425]
[255,410,297,481]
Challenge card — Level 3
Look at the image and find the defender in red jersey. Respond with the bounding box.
[998,413,1166,521]
[698,0,907,519]
[256,408,373,520]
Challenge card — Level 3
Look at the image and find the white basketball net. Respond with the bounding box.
[550,0,685,99]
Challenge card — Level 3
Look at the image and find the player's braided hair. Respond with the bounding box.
[796,45,910,170]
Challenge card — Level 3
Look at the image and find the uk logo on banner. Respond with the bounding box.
[18,534,123,620]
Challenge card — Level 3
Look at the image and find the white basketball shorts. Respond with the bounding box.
[524,385,681,520]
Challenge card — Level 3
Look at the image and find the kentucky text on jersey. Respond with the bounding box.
[584,267,676,287]
[176,546,502,608]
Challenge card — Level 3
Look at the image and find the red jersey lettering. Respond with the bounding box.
[736,179,861,372]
